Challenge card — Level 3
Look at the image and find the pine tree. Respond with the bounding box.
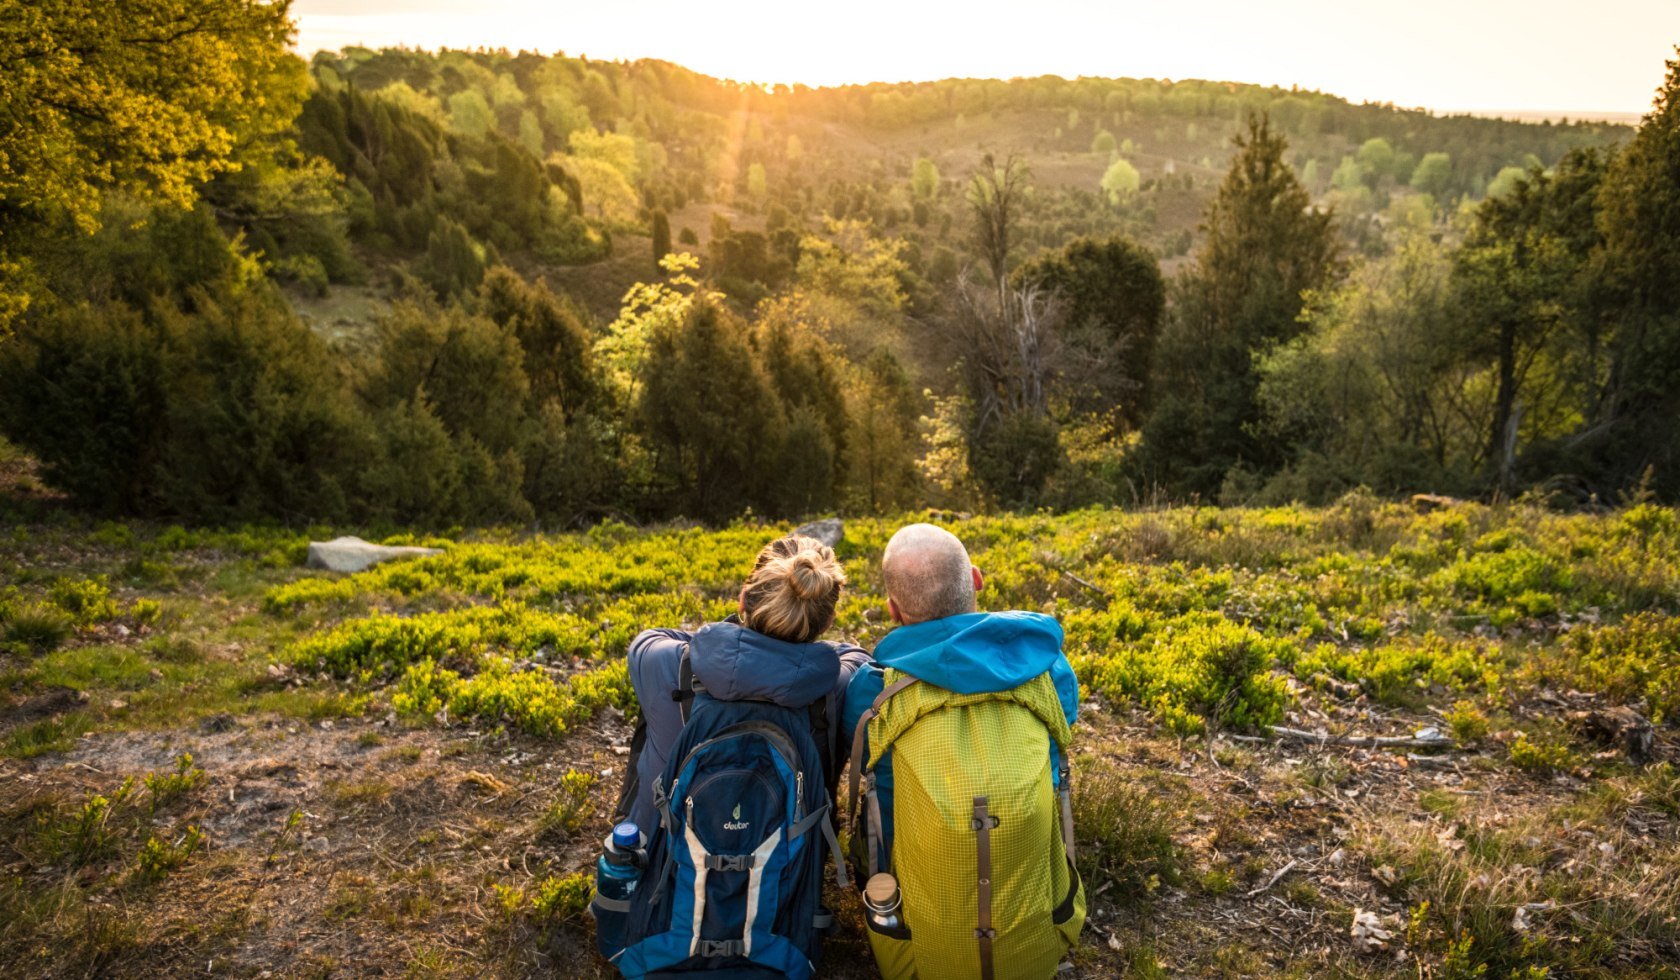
[1593,50,1680,493]
[650,209,672,271]
[1138,114,1338,496]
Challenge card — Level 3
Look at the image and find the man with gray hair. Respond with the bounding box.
[842,522,1084,978]
[879,522,981,623]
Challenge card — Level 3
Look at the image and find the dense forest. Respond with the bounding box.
[2,0,1676,527]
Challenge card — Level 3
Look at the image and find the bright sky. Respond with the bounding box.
[291,0,1679,116]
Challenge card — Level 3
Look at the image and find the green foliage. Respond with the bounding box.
[131,825,204,883]
[650,209,672,271]
[1072,612,1292,734]
[1140,114,1339,497]
[910,157,940,200]
[847,347,924,514]
[1100,157,1140,203]
[636,297,787,521]
[537,768,597,838]
[1073,762,1181,899]
[1014,236,1166,427]
[0,282,370,521]
[0,0,299,332]
[49,577,117,625]
[1444,700,1491,746]
[527,870,593,922]
[1507,731,1574,775]
[1562,613,1680,722]
[143,753,206,811]
[1411,151,1454,198]
[446,88,493,139]
[35,779,137,867]
[422,217,486,298]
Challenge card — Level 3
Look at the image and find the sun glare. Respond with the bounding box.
[292,0,1677,115]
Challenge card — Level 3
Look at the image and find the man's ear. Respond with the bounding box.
[971,566,985,595]
[887,596,906,625]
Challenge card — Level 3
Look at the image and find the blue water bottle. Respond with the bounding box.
[592,821,644,957]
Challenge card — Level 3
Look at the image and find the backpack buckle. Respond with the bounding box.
[700,939,745,958]
[703,854,754,872]
[973,928,997,939]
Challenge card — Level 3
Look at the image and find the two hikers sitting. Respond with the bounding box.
[596,523,1085,979]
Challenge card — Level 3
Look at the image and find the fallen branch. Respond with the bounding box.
[1246,858,1298,898]
[1058,570,1111,599]
[1266,725,1456,751]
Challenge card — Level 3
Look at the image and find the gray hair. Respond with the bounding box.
[882,523,975,622]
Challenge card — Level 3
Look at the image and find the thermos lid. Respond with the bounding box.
[612,822,640,849]
[864,872,898,909]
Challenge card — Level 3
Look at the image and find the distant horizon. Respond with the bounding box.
[291,0,1677,117]
[291,35,1655,124]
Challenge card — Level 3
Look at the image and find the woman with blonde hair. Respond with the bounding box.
[614,533,867,835]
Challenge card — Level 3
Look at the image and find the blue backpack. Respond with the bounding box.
[602,649,848,979]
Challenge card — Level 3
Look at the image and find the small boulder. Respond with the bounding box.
[793,518,844,548]
[305,536,442,574]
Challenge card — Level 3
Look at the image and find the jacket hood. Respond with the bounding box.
[871,611,1065,694]
[688,621,841,707]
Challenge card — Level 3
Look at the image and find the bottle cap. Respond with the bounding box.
[612,822,640,849]
[864,872,899,911]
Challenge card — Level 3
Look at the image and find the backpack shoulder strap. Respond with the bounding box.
[673,643,702,723]
[610,715,649,824]
[846,673,919,877]
[808,695,836,800]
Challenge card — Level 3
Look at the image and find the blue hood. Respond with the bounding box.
[872,611,1066,695]
[688,621,840,707]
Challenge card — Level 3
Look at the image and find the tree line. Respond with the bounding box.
[1,3,1674,526]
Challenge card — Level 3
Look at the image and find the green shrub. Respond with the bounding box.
[144,753,206,811]
[1562,613,1680,722]
[49,577,118,624]
[2,604,73,653]
[1444,700,1491,746]
[537,769,597,839]
[132,826,205,883]
[0,285,372,522]
[1507,731,1574,775]
[1074,613,1293,734]
[1446,546,1572,605]
[1072,763,1181,899]
[445,658,630,739]
[527,870,592,922]
[36,779,136,867]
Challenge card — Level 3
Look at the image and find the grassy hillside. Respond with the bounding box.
[3,500,1677,976]
[285,48,1631,327]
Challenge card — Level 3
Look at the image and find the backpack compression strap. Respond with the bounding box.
[972,796,998,980]
[846,674,920,877]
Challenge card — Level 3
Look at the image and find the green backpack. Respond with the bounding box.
[847,668,1085,980]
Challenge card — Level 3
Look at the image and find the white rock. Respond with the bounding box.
[305,536,442,573]
[792,518,844,548]
[1351,908,1394,952]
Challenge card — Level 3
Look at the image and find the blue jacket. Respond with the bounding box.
[841,611,1079,848]
[625,621,869,833]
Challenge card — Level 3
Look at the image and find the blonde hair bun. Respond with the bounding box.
[740,536,847,643]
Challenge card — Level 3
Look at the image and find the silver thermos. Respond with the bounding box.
[863,872,903,930]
